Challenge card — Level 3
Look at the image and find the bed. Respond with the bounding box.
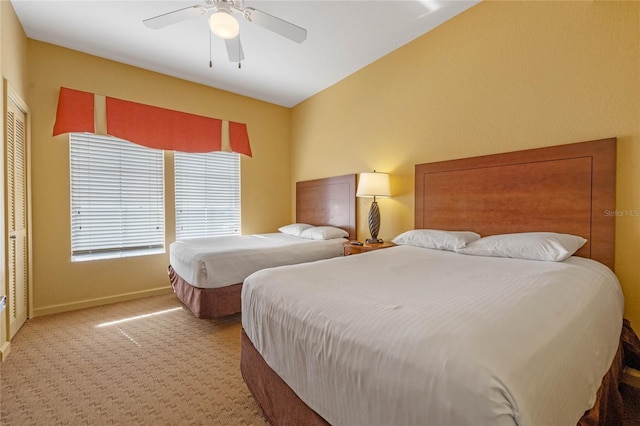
[240,138,630,425]
[168,174,356,319]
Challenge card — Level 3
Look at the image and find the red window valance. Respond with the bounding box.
[52,87,252,157]
[53,87,94,135]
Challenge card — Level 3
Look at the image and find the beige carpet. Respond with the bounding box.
[0,294,267,425]
[1,293,639,425]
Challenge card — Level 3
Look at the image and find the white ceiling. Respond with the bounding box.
[11,0,479,107]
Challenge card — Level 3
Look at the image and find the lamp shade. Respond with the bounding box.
[356,172,391,198]
[209,11,240,39]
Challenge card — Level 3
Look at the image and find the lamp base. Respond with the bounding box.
[367,200,382,245]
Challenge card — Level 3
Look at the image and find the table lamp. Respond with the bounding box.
[356,171,391,243]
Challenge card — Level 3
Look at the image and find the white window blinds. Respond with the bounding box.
[70,133,165,261]
[174,151,240,240]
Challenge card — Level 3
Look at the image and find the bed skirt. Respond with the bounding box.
[168,265,242,319]
[241,322,639,426]
[241,329,329,426]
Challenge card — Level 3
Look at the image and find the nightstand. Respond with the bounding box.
[343,241,396,256]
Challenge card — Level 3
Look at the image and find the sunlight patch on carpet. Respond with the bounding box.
[96,307,183,328]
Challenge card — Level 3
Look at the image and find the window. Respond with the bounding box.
[70,133,165,261]
[174,151,240,240]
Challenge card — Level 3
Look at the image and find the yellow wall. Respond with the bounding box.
[26,42,292,316]
[291,1,640,326]
[1,0,27,94]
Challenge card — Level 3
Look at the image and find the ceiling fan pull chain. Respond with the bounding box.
[209,27,213,68]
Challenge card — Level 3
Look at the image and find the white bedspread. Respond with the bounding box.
[169,233,345,289]
[242,245,624,426]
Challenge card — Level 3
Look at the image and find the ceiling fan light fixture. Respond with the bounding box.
[209,11,240,39]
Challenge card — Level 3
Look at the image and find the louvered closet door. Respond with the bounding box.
[7,97,28,338]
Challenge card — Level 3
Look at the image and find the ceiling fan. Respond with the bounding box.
[143,0,307,65]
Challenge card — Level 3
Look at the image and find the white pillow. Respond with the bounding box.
[299,226,349,240]
[278,223,314,237]
[391,229,481,251]
[456,232,587,262]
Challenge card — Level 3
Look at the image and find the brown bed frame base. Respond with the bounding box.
[168,266,242,319]
[241,329,330,426]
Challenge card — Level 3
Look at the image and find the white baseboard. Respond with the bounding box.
[33,286,174,317]
[622,366,640,389]
[0,341,11,362]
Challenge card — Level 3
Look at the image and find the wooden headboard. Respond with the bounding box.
[415,138,616,269]
[296,174,357,240]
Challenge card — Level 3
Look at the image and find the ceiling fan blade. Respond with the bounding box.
[143,5,208,29]
[225,36,245,62]
[243,7,307,43]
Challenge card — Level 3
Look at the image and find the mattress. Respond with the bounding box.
[241,245,624,426]
[169,233,345,289]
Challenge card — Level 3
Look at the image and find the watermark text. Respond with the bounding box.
[604,209,640,217]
